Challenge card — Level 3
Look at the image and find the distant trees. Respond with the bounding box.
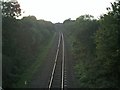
[63,15,99,87]
[63,1,120,88]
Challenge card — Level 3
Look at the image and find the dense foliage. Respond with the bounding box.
[2,1,55,88]
[63,15,99,87]
[2,1,21,18]
[95,1,120,87]
[2,16,55,88]
[63,1,120,88]
[2,0,120,88]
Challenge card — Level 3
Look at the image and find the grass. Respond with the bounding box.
[15,33,56,88]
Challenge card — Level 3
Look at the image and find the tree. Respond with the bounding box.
[2,0,21,18]
[2,14,55,87]
[95,1,120,87]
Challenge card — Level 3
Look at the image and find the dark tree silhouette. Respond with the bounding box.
[2,0,21,18]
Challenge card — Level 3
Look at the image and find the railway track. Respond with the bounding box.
[48,32,65,89]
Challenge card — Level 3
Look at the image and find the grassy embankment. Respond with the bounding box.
[15,32,56,88]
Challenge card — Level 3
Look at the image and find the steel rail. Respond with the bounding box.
[48,32,65,89]
[61,33,65,89]
[48,32,61,89]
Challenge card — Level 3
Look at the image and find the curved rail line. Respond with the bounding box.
[48,32,65,89]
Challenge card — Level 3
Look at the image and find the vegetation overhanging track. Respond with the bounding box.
[48,32,65,89]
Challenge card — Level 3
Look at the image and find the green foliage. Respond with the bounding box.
[63,1,120,87]
[2,0,120,88]
[63,15,99,87]
[2,0,21,18]
[73,16,99,88]
[2,16,55,88]
[95,1,120,87]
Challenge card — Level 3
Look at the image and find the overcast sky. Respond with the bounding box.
[17,0,115,23]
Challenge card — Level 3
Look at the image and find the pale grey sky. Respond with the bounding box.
[18,0,115,23]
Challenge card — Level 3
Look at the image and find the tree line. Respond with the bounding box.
[2,0,120,88]
[63,1,120,88]
[2,0,55,88]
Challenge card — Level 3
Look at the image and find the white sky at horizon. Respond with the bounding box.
[17,0,115,23]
